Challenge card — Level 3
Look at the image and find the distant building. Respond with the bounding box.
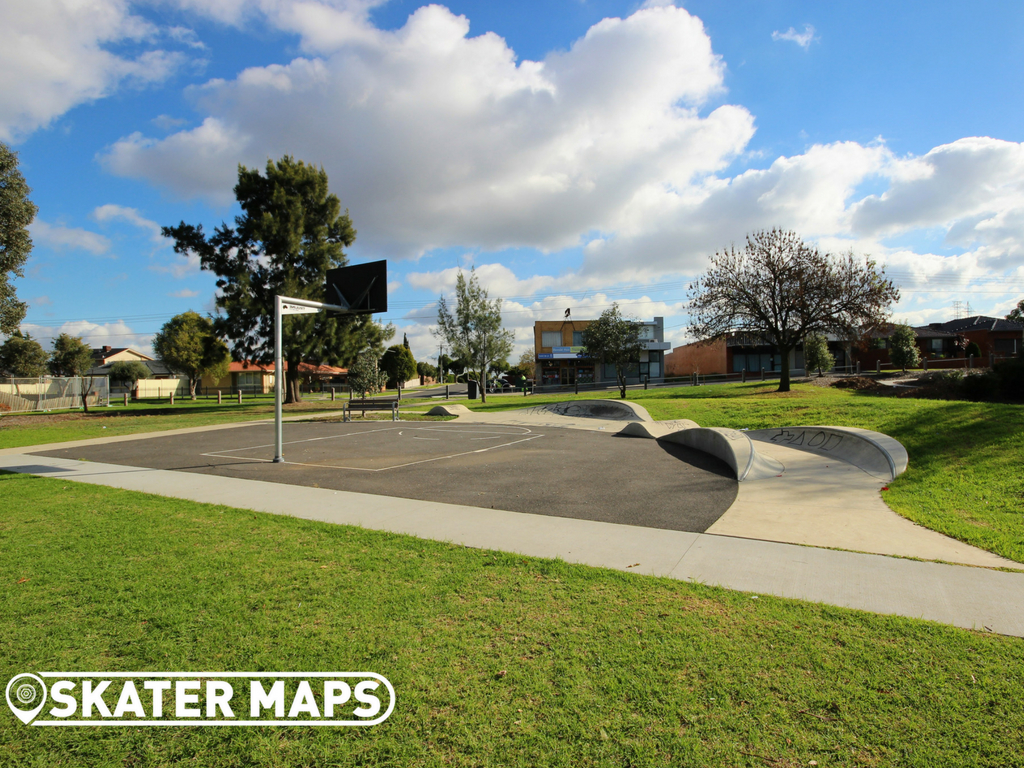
[533,317,669,387]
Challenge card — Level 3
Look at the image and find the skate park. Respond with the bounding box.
[2,396,1023,638]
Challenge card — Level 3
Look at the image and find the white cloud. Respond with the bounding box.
[152,114,188,130]
[92,203,167,244]
[167,25,206,49]
[30,295,52,307]
[169,288,200,298]
[406,264,559,298]
[580,140,892,280]
[772,25,817,50]
[21,320,154,356]
[29,220,112,256]
[851,137,1024,263]
[0,0,187,141]
[101,4,753,254]
[150,250,202,278]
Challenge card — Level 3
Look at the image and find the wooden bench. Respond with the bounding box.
[343,398,400,422]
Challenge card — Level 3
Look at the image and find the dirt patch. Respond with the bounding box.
[0,412,94,428]
[832,376,888,391]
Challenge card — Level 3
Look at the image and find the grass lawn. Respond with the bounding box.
[2,471,1023,767]
[0,395,448,450]
[440,383,1024,564]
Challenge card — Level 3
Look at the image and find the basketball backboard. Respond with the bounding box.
[324,260,387,315]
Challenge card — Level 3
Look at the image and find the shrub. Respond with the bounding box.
[993,357,1024,401]
[965,341,982,359]
[959,371,998,401]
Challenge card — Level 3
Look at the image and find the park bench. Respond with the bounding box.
[343,397,400,422]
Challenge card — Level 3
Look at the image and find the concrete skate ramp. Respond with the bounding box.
[426,403,472,416]
[519,400,654,422]
[660,427,784,482]
[747,426,908,481]
[618,419,700,439]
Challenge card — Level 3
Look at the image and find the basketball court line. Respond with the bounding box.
[199,424,545,472]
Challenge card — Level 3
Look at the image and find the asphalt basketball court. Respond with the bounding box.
[34,420,738,533]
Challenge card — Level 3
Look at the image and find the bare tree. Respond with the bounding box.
[434,269,513,404]
[688,229,899,392]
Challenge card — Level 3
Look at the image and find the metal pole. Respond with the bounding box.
[274,295,284,463]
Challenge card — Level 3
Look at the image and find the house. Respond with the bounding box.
[533,317,669,386]
[855,316,1022,369]
[664,333,851,377]
[87,346,187,394]
[201,361,347,395]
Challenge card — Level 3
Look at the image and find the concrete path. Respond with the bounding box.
[2,449,1024,638]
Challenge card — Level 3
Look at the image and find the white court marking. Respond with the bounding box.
[200,424,544,472]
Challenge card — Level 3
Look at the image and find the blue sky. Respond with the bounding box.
[4,0,1024,361]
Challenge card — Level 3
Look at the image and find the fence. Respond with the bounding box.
[0,376,110,414]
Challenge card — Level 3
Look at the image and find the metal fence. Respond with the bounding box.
[0,376,110,414]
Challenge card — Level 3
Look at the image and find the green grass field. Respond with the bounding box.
[2,472,1022,767]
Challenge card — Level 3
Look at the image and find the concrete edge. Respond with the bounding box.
[426,404,473,416]
[660,427,784,482]
[748,425,908,481]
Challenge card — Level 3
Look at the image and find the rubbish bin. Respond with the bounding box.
[467,380,478,400]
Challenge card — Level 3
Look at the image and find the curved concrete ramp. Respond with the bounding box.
[661,427,784,482]
[426,403,472,416]
[618,419,699,439]
[519,399,654,422]
[747,426,908,481]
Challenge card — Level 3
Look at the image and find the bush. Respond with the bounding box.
[959,371,998,401]
[965,341,982,359]
[993,357,1024,401]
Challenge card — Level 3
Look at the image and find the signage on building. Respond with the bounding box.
[551,346,586,359]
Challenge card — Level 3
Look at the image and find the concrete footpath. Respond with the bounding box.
[2,451,1023,638]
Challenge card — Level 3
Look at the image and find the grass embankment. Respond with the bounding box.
[453,384,1024,563]
[0,395,445,450]
[2,472,1022,767]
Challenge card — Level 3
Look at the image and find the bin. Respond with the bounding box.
[467,380,478,399]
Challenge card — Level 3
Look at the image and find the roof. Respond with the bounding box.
[911,326,959,339]
[91,347,153,363]
[929,316,1024,333]
[86,360,178,377]
[226,361,346,375]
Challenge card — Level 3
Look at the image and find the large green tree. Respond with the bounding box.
[0,331,47,377]
[108,361,152,397]
[163,156,378,404]
[434,269,514,403]
[888,323,920,372]
[1,143,37,335]
[381,344,417,391]
[153,311,230,399]
[688,229,900,392]
[803,333,834,377]
[48,333,97,412]
[581,304,645,399]
[1006,299,1024,324]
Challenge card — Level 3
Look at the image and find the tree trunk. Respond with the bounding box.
[777,345,792,393]
[80,376,90,413]
[285,359,302,404]
[189,377,198,400]
[479,360,487,403]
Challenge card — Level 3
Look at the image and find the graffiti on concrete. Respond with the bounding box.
[769,428,844,451]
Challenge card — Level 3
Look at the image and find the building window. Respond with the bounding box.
[541,331,561,347]
[542,368,560,385]
[572,330,584,346]
[931,339,943,352]
[639,325,655,340]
